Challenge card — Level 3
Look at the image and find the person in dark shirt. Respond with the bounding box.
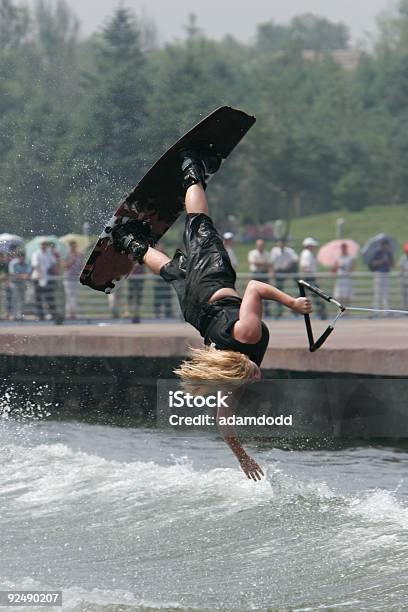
[111,151,311,480]
[370,239,394,311]
[0,253,9,319]
[112,150,312,379]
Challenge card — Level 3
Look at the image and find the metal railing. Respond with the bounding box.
[0,271,407,322]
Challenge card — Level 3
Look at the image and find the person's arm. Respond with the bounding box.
[49,252,58,272]
[222,435,264,481]
[21,265,30,280]
[62,256,74,270]
[233,280,312,343]
[248,250,258,270]
[269,250,275,271]
[230,250,238,269]
[299,251,308,273]
[216,394,264,481]
[8,261,16,280]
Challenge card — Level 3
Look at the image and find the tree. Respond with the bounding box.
[356,0,408,203]
[72,6,150,226]
[0,0,30,50]
[0,0,80,234]
[145,18,249,222]
[256,13,349,53]
[290,14,349,51]
[0,1,405,236]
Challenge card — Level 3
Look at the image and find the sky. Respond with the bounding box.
[23,0,397,44]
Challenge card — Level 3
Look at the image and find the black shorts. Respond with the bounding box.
[160,213,236,331]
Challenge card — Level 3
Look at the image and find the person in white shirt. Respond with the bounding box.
[248,239,271,275]
[299,237,326,320]
[223,232,238,269]
[248,239,272,315]
[299,237,318,275]
[399,243,408,311]
[31,240,57,321]
[270,238,299,318]
[333,242,354,306]
[62,240,84,319]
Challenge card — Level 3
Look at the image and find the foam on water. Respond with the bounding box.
[2,420,408,610]
[348,488,408,528]
[1,442,275,519]
[0,576,185,612]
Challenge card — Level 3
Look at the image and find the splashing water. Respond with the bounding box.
[1,416,408,611]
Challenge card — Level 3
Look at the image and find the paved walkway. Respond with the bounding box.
[0,318,407,375]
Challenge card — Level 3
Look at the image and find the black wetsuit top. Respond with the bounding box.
[199,296,270,367]
[160,215,270,366]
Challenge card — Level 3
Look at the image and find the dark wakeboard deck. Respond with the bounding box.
[80,106,256,293]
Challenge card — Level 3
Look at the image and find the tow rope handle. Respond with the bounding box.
[298,280,345,352]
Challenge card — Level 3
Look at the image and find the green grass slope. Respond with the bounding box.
[233,204,408,272]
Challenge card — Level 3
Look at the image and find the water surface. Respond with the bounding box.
[1,419,408,611]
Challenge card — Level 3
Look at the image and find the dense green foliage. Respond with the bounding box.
[1,0,408,235]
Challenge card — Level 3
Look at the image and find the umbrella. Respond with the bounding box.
[361,233,397,266]
[0,233,24,254]
[25,235,67,262]
[317,239,360,268]
[60,233,90,253]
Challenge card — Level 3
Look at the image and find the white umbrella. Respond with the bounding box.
[0,233,24,254]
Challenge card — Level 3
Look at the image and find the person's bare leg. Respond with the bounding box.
[185,183,209,215]
[142,247,170,275]
[143,183,209,272]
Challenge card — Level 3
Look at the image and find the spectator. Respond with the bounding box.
[270,238,299,318]
[248,239,271,316]
[48,242,62,320]
[8,251,30,320]
[399,243,408,311]
[299,237,326,320]
[242,218,257,243]
[128,262,145,323]
[63,240,84,319]
[223,232,238,269]
[261,221,275,240]
[0,253,9,319]
[153,243,173,319]
[370,239,394,312]
[108,287,123,319]
[333,242,355,307]
[31,239,58,321]
[154,278,174,319]
[3,250,15,320]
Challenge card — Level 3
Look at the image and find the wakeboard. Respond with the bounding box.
[80,106,256,293]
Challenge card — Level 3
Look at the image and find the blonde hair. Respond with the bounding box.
[174,346,254,389]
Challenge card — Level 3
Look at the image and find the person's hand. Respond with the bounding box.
[291,297,312,314]
[238,454,264,481]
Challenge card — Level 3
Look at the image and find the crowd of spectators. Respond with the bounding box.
[222,232,408,319]
[1,233,408,323]
[106,244,174,323]
[0,238,175,323]
[0,239,83,323]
